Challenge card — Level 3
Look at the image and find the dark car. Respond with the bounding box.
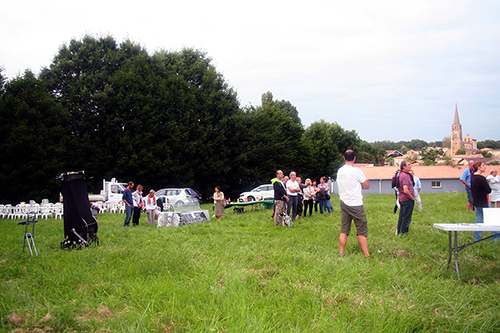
[188,188,203,203]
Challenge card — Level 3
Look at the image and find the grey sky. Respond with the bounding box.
[2,0,499,142]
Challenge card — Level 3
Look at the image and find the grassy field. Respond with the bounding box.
[1,193,500,332]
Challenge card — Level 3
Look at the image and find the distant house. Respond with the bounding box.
[454,154,491,165]
[386,150,403,158]
[331,165,498,195]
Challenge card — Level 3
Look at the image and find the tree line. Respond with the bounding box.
[373,138,500,152]
[0,35,387,204]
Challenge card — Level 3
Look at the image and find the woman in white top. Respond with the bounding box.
[132,184,144,226]
[144,189,158,226]
[487,169,500,208]
[302,178,315,217]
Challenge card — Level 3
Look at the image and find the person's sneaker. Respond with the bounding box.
[340,253,345,257]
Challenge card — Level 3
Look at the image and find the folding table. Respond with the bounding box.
[433,223,500,280]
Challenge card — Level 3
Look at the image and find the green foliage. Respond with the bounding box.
[372,139,429,151]
[1,193,500,332]
[420,147,443,165]
[302,120,357,179]
[442,155,455,166]
[456,148,467,155]
[0,70,70,203]
[478,140,500,150]
[237,94,308,188]
[38,36,243,197]
[478,150,493,158]
[0,67,6,96]
[441,136,451,148]
[354,140,386,165]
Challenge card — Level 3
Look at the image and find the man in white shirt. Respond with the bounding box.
[410,170,422,211]
[286,171,301,221]
[336,150,370,257]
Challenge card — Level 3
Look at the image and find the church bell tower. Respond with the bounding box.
[451,104,464,156]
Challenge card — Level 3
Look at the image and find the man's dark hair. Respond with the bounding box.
[400,160,409,170]
[344,150,356,162]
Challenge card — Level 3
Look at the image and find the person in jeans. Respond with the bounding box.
[122,181,134,227]
[397,160,415,235]
[460,160,475,211]
[316,176,332,216]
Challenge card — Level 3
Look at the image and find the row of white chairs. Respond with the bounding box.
[0,200,133,219]
[91,201,126,214]
[0,203,64,220]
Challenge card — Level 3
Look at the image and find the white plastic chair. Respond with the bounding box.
[30,204,40,215]
[94,201,106,213]
[13,204,30,220]
[117,201,125,214]
[53,203,64,219]
[108,202,118,213]
[39,204,53,219]
[5,205,15,219]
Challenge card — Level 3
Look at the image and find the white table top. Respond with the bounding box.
[433,223,500,232]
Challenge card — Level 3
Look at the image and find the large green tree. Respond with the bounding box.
[40,36,146,191]
[39,36,243,198]
[302,120,360,179]
[139,48,243,195]
[236,92,309,189]
[0,70,70,203]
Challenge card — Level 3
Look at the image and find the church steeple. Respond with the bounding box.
[453,103,460,127]
[451,104,463,156]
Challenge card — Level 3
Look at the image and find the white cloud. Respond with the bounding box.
[1,0,499,142]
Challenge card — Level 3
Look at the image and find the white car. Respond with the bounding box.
[155,188,199,208]
[239,184,274,201]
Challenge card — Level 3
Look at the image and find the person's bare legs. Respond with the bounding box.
[358,235,369,257]
[339,233,348,255]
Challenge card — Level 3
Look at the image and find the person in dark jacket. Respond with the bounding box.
[122,182,134,227]
[471,161,499,241]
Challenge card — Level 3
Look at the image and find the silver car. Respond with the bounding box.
[155,188,199,207]
[239,184,274,201]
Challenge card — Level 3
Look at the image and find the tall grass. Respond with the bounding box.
[1,193,499,332]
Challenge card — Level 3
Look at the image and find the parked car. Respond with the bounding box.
[155,188,199,208]
[188,188,203,203]
[239,184,274,201]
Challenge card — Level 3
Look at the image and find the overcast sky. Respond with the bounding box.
[2,0,499,143]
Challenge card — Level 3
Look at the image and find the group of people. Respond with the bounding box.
[273,150,371,257]
[271,172,333,224]
[460,160,500,241]
[122,182,158,227]
[121,155,500,255]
